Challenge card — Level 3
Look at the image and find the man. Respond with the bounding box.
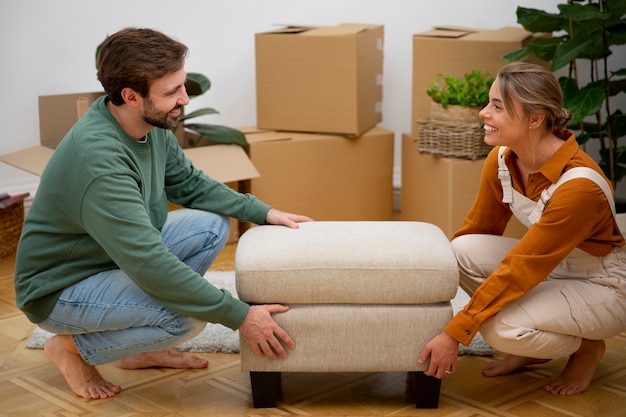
[14,27,312,400]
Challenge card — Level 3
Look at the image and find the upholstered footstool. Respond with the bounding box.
[235,221,458,408]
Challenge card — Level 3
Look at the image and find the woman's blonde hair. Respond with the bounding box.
[495,62,572,136]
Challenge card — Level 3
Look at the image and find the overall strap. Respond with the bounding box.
[497,146,513,204]
[528,167,616,224]
[496,146,616,224]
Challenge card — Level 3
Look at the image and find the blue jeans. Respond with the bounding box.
[39,209,230,365]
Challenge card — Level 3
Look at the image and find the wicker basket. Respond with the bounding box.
[0,198,26,258]
[417,118,493,160]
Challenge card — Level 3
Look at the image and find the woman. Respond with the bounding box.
[418,61,626,395]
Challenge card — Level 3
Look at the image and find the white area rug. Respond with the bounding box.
[26,271,495,356]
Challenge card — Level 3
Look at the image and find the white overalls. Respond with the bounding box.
[451,147,626,358]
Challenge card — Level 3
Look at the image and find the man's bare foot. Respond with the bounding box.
[483,354,550,377]
[120,349,209,370]
[44,335,121,400]
[544,339,605,395]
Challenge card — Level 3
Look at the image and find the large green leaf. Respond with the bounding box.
[587,77,626,96]
[608,25,626,46]
[573,120,605,145]
[184,123,249,148]
[526,37,563,61]
[611,110,626,138]
[608,0,626,17]
[565,85,605,124]
[599,147,626,182]
[502,47,529,62]
[551,37,596,70]
[185,73,211,97]
[516,7,566,33]
[558,3,608,21]
[179,107,219,121]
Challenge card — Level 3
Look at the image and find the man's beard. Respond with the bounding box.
[142,97,181,130]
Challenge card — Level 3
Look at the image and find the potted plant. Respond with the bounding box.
[502,0,626,191]
[418,70,494,160]
[178,73,248,148]
[426,69,494,125]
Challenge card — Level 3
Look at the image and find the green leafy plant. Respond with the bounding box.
[503,0,626,187]
[426,70,494,109]
[179,73,248,148]
[95,38,247,148]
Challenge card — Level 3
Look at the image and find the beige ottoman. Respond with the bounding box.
[235,221,458,408]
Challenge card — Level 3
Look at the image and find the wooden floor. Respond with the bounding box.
[2,244,626,416]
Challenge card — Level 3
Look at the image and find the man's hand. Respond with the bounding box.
[418,331,460,379]
[265,208,313,229]
[238,304,295,359]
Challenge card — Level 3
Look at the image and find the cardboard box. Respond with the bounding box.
[401,133,525,239]
[0,92,260,243]
[255,23,384,136]
[411,26,543,139]
[240,126,394,225]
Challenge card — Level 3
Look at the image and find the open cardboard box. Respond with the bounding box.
[255,23,384,136]
[0,92,259,242]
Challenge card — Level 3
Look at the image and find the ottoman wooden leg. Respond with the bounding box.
[250,371,281,408]
[412,371,442,408]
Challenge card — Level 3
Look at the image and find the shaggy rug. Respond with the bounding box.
[25,271,495,356]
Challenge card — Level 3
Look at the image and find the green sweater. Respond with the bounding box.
[15,96,270,328]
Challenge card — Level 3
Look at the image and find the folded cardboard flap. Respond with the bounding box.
[0,146,55,176]
[182,145,259,183]
[416,28,470,39]
[265,23,380,37]
[305,23,380,36]
[415,26,532,42]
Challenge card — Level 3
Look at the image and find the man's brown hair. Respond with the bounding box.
[97,28,189,106]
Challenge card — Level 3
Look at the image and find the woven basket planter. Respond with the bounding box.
[0,198,26,258]
[416,101,491,160]
[417,119,493,160]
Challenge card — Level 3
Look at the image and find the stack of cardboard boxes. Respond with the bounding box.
[402,26,539,238]
[244,23,393,230]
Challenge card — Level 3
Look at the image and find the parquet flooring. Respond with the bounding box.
[2,244,626,416]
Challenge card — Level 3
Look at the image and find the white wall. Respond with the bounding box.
[0,0,569,196]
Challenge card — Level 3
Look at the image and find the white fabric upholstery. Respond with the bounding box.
[236,221,459,373]
[239,303,452,372]
[236,221,458,304]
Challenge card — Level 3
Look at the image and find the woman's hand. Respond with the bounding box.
[418,331,460,379]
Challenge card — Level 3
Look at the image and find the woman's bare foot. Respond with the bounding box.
[483,354,550,377]
[544,339,605,395]
[44,335,121,400]
[120,349,209,370]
